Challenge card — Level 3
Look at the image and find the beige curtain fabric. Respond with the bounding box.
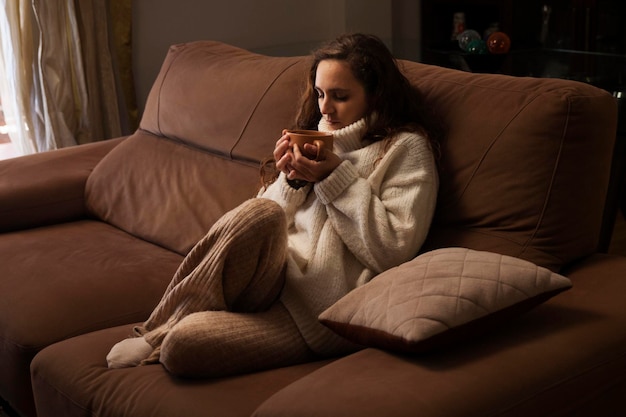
[0,0,134,155]
[32,0,90,150]
[0,0,38,154]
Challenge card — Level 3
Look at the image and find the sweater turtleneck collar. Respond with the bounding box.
[318,117,368,154]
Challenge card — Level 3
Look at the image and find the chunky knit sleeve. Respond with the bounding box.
[316,132,438,273]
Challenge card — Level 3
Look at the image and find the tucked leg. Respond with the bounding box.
[160,303,314,378]
[107,198,288,369]
[144,198,288,325]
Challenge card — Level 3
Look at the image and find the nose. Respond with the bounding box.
[319,96,333,115]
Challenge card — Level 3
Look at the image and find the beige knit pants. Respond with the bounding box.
[134,198,313,377]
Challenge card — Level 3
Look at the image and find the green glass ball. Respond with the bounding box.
[467,39,488,54]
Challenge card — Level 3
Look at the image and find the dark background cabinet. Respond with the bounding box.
[420,0,626,91]
[420,0,626,251]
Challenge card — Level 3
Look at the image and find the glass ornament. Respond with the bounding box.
[457,29,481,52]
[487,32,511,54]
[466,39,488,54]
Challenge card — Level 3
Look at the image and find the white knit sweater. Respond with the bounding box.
[259,118,439,355]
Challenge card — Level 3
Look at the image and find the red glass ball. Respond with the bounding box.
[487,32,511,54]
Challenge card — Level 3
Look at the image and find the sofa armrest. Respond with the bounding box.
[0,138,125,232]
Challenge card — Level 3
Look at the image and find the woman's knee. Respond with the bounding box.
[159,313,213,377]
[159,306,313,378]
[159,310,262,378]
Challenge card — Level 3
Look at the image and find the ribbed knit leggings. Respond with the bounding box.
[134,198,314,377]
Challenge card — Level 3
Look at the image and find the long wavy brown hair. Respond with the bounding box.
[297,33,441,143]
[260,33,442,188]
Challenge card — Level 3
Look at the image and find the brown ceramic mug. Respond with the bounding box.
[287,130,333,161]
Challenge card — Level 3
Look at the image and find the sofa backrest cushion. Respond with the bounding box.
[401,62,617,270]
[86,41,308,254]
[138,41,308,162]
[86,41,617,270]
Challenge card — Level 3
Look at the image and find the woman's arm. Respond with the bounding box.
[315,134,438,273]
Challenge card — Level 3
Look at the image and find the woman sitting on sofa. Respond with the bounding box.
[106,33,440,377]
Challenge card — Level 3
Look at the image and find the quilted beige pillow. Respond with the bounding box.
[319,247,572,354]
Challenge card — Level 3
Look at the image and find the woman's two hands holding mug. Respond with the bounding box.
[274,130,341,183]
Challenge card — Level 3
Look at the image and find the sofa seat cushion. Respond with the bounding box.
[0,220,182,417]
[253,254,626,417]
[31,323,333,417]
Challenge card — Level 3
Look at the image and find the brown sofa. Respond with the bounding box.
[1,40,625,417]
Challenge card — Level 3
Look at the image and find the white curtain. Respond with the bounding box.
[0,0,37,154]
[0,0,129,156]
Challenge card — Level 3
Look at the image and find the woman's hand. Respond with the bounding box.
[274,130,342,183]
[273,130,292,173]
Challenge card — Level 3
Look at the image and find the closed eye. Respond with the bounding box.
[315,87,349,101]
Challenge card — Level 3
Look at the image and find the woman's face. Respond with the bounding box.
[315,59,369,131]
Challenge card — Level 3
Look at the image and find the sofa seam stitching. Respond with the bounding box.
[228,60,302,159]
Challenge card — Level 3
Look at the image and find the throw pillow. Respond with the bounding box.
[319,247,572,354]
